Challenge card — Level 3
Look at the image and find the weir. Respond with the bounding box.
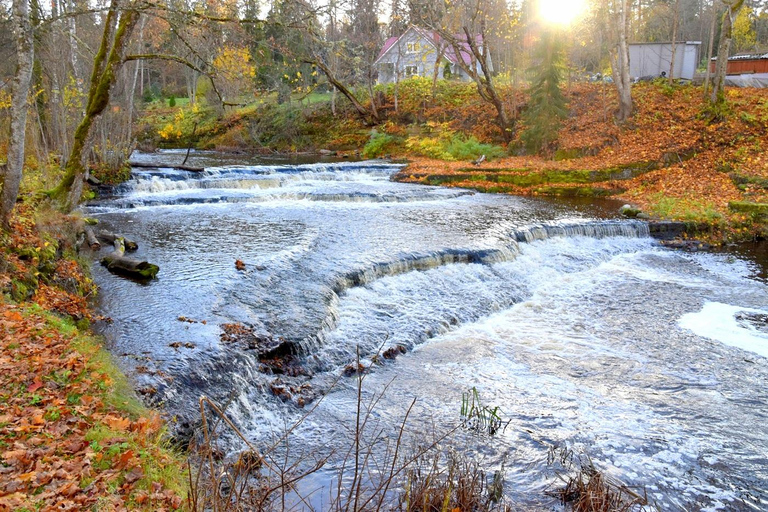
[86,151,768,510]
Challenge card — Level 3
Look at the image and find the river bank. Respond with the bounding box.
[0,205,186,510]
[134,81,768,245]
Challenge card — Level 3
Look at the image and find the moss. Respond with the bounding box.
[452,163,657,188]
[10,280,30,301]
[730,173,768,190]
[533,186,623,197]
[554,148,586,161]
[728,201,768,214]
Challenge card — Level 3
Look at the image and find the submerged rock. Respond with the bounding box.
[659,239,711,252]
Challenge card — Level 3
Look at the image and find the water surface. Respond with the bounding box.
[87,151,768,510]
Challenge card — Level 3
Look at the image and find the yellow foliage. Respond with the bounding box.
[213,47,256,81]
[0,90,12,110]
[158,109,185,140]
[212,47,257,100]
[63,75,85,110]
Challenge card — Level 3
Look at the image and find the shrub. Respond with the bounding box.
[169,95,176,107]
[406,126,505,161]
[362,132,398,158]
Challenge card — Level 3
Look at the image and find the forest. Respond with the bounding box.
[1,0,768,510]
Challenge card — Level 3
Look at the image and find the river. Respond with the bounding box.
[86,150,768,510]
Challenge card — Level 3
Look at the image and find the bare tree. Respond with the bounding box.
[411,0,515,141]
[610,0,633,122]
[668,0,680,83]
[1,0,35,227]
[710,0,746,104]
[703,2,720,98]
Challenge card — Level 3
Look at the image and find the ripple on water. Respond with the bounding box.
[88,155,768,511]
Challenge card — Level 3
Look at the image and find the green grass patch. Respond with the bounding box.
[22,305,187,500]
[649,194,724,223]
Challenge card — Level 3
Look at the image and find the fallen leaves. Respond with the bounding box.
[395,83,768,240]
[0,302,185,511]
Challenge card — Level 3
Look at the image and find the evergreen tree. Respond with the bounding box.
[520,29,568,156]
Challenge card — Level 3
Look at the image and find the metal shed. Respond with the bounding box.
[709,53,768,75]
[629,42,701,80]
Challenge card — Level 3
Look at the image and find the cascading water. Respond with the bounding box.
[88,150,768,511]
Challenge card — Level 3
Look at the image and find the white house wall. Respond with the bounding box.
[376,28,483,84]
[377,29,441,84]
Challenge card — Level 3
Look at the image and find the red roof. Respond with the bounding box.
[375,27,482,67]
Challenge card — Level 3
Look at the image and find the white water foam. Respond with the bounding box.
[679,302,768,358]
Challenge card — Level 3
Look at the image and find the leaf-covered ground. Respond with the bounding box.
[0,207,185,511]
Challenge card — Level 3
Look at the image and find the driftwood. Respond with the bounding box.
[96,230,138,252]
[127,161,204,172]
[101,238,159,280]
[83,226,101,251]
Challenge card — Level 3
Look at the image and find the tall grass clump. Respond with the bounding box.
[406,124,505,161]
[362,132,399,158]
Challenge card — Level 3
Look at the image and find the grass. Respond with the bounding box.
[29,306,189,500]
[647,193,723,223]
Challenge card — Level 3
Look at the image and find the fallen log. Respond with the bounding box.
[83,226,101,251]
[101,238,159,280]
[127,161,205,172]
[96,230,138,252]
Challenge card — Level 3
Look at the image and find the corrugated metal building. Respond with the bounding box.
[709,53,768,75]
[629,42,701,80]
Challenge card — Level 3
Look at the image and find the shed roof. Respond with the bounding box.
[710,52,768,61]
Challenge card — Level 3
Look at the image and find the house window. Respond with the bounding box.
[406,42,420,53]
[405,65,418,77]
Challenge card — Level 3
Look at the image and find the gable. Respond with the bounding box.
[374,26,443,65]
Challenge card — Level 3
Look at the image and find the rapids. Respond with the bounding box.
[87,151,768,510]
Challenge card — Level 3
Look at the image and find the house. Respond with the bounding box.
[709,52,768,75]
[629,41,701,80]
[374,26,491,84]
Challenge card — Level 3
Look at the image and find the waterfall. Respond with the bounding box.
[304,219,655,357]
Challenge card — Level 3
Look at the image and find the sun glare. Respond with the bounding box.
[539,0,587,25]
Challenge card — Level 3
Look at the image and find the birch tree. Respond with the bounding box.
[610,0,633,122]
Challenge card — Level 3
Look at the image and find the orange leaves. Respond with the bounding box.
[104,414,132,432]
[0,301,184,511]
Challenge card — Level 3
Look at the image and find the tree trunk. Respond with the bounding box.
[1,0,35,228]
[101,237,159,279]
[702,5,718,98]
[612,0,633,123]
[668,0,679,83]
[84,226,101,250]
[431,45,446,98]
[450,25,513,141]
[49,0,140,211]
[96,229,138,251]
[711,0,745,104]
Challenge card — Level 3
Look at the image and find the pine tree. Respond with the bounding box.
[519,29,568,156]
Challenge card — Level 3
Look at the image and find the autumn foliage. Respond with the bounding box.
[394,82,768,242]
[0,207,185,511]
